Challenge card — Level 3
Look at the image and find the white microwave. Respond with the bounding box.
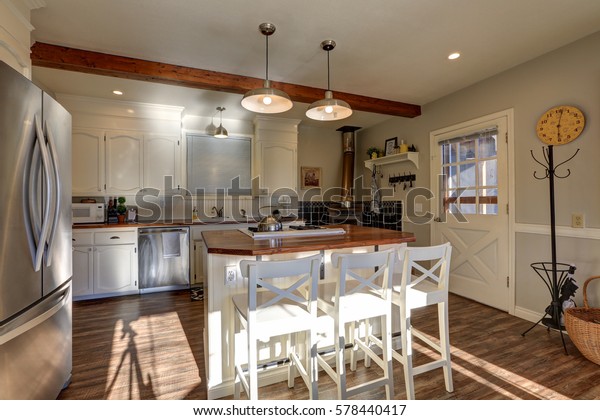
[72,203,105,224]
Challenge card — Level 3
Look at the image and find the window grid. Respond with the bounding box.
[441,130,498,215]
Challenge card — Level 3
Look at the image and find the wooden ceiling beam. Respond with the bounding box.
[31,42,421,118]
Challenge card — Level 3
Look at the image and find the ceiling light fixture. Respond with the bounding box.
[214,106,228,138]
[112,90,123,95]
[214,107,228,138]
[306,40,352,121]
[448,52,461,60]
[241,23,293,114]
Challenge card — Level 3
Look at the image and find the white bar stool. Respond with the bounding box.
[232,254,321,400]
[391,242,453,399]
[316,248,396,399]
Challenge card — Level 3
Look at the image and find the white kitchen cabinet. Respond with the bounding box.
[253,117,300,195]
[144,134,181,191]
[70,128,182,195]
[59,96,183,196]
[0,1,36,77]
[105,131,144,194]
[72,246,94,296]
[93,244,138,295]
[72,129,105,194]
[72,228,138,300]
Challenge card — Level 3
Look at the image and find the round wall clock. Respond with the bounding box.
[536,105,585,145]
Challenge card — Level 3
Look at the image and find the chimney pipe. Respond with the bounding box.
[337,126,361,208]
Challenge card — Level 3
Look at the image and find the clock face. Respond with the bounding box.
[536,105,585,145]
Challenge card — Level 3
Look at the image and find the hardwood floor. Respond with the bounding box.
[58,290,600,400]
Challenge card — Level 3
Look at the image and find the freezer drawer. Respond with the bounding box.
[138,227,190,293]
[0,281,72,399]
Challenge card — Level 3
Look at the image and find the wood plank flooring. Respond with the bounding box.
[57,291,600,400]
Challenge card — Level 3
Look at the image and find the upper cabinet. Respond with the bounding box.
[105,131,144,194]
[72,128,105,194]
[0,0,42,78]
[60,95,183,196]
[253,117,301,196]
[143,134,181,192]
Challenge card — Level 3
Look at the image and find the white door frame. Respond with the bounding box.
[430,109,516,315]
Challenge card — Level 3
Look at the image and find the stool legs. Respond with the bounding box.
[439,302,453,393]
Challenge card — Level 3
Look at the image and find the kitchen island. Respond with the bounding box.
[201,224,416,399]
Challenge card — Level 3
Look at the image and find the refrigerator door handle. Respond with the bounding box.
[0,282,70,346]
[32,115,53,272]
[44,121,61,267]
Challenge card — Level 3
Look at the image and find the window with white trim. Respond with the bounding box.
[440,127,498,215]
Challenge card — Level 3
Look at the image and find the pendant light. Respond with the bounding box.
[306,40,352,121]
[241,23,293,114]
[214,107,228,138]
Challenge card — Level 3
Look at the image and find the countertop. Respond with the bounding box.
[202,224,416,256]
[73,216,301,229]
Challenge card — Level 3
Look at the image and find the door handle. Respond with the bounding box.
[31,115,53,272]
[44,121,61,266]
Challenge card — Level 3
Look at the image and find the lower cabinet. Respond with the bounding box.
[72,228,138,300]
[93,245,138,295]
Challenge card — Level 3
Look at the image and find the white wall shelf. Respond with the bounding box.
[364,152,419,170]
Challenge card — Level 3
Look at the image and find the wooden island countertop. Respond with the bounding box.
[202,224,416,256]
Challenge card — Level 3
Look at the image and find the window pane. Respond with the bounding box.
[479,134,497,159]
[478,160,497,187]
[459,139,476,161]
[443,165,458,189]
[459,163,476,188]
[442,143,458,164]
[459,204,476,215]
[479,204,498,214]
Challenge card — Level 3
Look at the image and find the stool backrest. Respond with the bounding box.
[331,248,396,303]
[240,254,321,315]
[397,242,452,294]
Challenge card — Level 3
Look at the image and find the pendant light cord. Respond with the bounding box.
[327,49,331,91]
[265,33,269,82]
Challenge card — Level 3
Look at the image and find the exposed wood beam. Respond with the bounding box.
[30,42,421,118]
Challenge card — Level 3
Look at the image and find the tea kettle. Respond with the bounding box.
[257,207,282,232]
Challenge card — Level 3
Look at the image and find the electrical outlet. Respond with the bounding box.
[224,266,237,285]
[572,213,584,228]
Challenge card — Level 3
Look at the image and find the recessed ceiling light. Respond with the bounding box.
[112,90,123,95]
[448,52,461,60]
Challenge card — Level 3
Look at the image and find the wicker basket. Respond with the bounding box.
[565,276,600,365]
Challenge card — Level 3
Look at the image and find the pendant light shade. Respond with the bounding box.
[214,106,228,138]
[306,40,352,121]
[241,23,293,114]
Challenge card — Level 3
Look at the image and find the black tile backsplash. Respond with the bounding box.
[298,200,402,231]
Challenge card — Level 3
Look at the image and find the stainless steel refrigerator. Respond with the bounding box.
[0,61,72,399]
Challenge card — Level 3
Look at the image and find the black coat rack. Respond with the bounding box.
[521,145,579,354]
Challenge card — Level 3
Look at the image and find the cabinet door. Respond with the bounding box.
[72,129,105,194]
[144,134,180,192]
[93,244,138,294]
[72,246,94,297]
[258,142,297,193]
[105,131,143,194]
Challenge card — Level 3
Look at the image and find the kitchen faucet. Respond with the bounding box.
[212,206,223,217]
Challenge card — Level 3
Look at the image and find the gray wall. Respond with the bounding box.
[357,30,600,318]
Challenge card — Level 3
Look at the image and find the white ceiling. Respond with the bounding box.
[30,0,600,129]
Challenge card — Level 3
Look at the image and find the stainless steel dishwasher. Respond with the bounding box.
[138,227,190,293]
